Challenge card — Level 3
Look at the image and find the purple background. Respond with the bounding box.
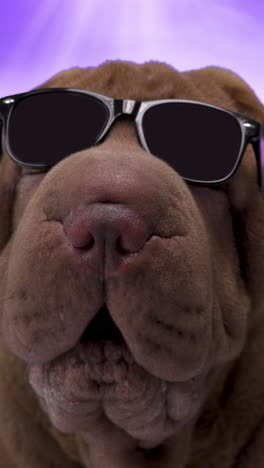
[0,0,263,103]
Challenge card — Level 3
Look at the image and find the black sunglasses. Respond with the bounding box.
[0,88,263,190]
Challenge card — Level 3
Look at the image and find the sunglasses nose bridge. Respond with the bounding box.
[98,100,140,148]
[105,99,140,139]
[122,99,137,115]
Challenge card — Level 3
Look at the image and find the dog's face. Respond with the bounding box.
[1,61,264,465]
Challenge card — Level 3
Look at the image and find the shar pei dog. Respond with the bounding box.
[0,60,264,468]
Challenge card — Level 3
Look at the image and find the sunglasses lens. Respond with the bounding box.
[7,91,109,166]
[142,102,243,183]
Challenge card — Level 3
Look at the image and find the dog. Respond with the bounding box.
[0,60,264,468]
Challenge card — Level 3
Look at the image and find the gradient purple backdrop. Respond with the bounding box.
[0,0,263,102]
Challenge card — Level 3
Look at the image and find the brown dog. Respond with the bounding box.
[0,60,264,468]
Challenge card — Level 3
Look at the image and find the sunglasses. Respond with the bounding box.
[0,88,263,190]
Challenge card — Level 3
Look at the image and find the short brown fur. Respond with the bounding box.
[0,60,264,468]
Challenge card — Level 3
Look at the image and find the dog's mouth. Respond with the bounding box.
[80,304,125,344]
[66,303,134,388]
[28,302,210,447]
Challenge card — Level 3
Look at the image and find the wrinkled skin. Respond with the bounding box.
[1,61,264,468]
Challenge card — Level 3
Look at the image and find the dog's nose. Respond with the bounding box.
[64,203,153,276]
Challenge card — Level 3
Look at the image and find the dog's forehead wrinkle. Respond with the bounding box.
[37,60,202,102]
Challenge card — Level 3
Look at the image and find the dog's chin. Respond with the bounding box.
[28,305,211,448]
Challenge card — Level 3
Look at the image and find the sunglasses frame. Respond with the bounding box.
[0,88,262,190]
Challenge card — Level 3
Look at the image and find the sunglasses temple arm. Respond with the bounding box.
[0,120,2,161]
[251,134,264,194]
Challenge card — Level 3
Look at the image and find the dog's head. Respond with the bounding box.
[0,61,264,466]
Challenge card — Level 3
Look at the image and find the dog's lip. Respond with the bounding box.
[77,338,134,373]
[27,315,127,395]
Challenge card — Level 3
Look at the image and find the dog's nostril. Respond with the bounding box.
[83,234,125,254]
[64,204,153,276]
[80,304,124,343]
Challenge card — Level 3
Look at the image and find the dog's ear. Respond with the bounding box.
[185,66,264,125]
[0,66,85,247]
[186,66,264,326]
[0,153,21,251]
[184,67,264,198]
[205,67,264,327]
[205,66,264,123]
[205,66,264,191]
